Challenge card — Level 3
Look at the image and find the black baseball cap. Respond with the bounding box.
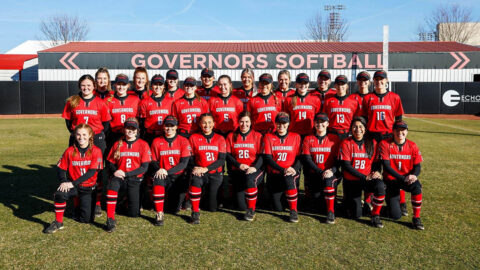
[318,70,331,79]
[201,68,214,77]
[114,75,129,84]
[166,69,179,79]
[259,73,273,84]
[183,77,196,86]
[124,120,139,130]
[356,71,371,81]
[275,114,290,124]
[373,70,388,79]
[314,112,329,122]
[151,74,165,85]
[335,75,348,84]
[393,120,408,130]
[296,73,309,83]
[164,115,178,126]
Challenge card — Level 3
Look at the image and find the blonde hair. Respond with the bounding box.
[73,123,94,157]
[95,67,112,92]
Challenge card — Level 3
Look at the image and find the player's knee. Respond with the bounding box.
[410,181,422,195]
[374,180,386,196]
[53,190,68,203]
[153,178,165,187]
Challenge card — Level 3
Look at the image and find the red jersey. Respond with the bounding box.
[107,139,152,177]
[209,95,244,134]
[284,93,321,135]
[94,90,114,101]
[362,91,404,133]
[310,88,336,111]
[233,87,255,109]
[196,85,221,101]
[262,132,301,173]
[226,130,263,169]
[247,94,282,134]
[127,88,151,100]
[350,92,368,112]
[107,95,141,133]
[165,89,185,101]
[151,135,192,174]
[57,145,103,187]
[274,89,295,103]
[339,137,378,180]
[172,96,209,134]
[189,133,226,173]
[378,138,423,181]
[302,134,339,172]
[139,94,174,134]
[323,95,361,131]
[62,96,111,134]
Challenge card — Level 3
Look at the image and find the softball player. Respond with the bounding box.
[310,70,337,111]
[188,113,226,224]
[247,73,282,135]
[94,67,113,100]
[128,67,150,100]
[339,116,385,228]
[274,70,295,103]
[43,123,103,234]
[351,71,371,112]
[263,112,302,223]
[165,69,185,101]
[150,115,192,225]
[233,68,257,109]
[226,111,264,220]
[378,120,424,230]
[105,118,152,232]
[196,68,221,100]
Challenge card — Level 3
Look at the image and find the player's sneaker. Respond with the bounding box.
[106,218,116,233]
[289,210,299,223]
[155,211,164,226]
[244,208,255,221]
[43,221,64,234]
[412,217,424,230]
[362,201,373,216]
[94,205,102,217]
[326,211,335,224]
[371,215,384,228]
[191,212,200,225]
[400,203,408,216]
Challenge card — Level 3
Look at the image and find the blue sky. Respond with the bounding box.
[0,0,479,53]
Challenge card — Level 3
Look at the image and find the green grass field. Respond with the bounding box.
[0,117,479,269]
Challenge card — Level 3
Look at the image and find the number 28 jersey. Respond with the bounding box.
[338,137,378,180]
[107,139,152,177]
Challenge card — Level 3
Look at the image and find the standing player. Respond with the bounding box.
[233,68,257,109]
[43,124,103,233]
[263,112,302,222]
[226,111,264,220]
[150,116,192,225]
[323,75,361,141]
[105,118,151,232]
[351,71,371,112]
[378,120,424,230]
[165,69,185,101]
[94,67,113,100]
[208,75,244,137]
[172,77,209,138]
[247,73,282,135]
[310,70,337,111]
[188,113,226,224]
[339,116,385,228]
[128,67,150,100]
[301,113,340,224]
[274,70,295,103]
[196,68,221,101]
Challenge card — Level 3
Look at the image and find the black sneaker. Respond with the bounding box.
[43,221,64,234]
[289,210,299,223]
[400,203,408,216]
[191,212,200,225]
[326,211,335,224]
[94,205,102,217]
[412,217,424,230]
[371,215,384,228]
[106,218,116,233]
[362,201,373,216]
[155,212,164,226]
[244,208,255,221]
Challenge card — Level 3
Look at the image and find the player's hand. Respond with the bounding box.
[405,174,417,184]
[323,169,333,178]
[114,170,125,179]
[371,171,382,180]
[246,167,257,174]
[154,169,168,179]
[284,167,296,176]
[58,182,73,192]
[239,164,249,171]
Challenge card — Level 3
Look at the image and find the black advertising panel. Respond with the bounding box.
[440,83,465,114]
[463,82,480,115]
[20,81,44,114]
[67,81,79,97]
[393,82,417,114]
[418,82,440,114]
[0,82,20,114]
[45,81,69,114]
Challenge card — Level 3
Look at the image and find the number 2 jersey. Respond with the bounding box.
[151,135,192,175]
[107,95,141,133]
[338,137,378,180]
[378,138,423,181]
[57,145,103,187]
[302,134,339,172]
[107,139,152,178]
[62,96,111,134]
[262,132,301,174]
[362,91,404,134]
[189,133,226,174]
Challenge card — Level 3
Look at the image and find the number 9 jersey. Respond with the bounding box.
[107,139,152,178]
[151,135,192,175]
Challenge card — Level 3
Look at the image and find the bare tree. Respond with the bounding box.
[304,12,348,42]
[39,14,89,46]
[417,4,479,43]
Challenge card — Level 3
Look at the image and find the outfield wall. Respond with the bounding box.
[0,81,479,115]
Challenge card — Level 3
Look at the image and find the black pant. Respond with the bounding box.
[229,169,264,211]
[54,186,95,223]
[385,179,422,220]
[343,178,385,219]
[153,174,189,213]
[266,172,299,212]
[191,172,223,212]
[305,171,340,209]
[108,177,142,217]
[370,132,393,143]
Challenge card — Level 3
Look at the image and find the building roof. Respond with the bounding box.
[0,54,38,70]
[39,41,480,53]
[5,40,55,54]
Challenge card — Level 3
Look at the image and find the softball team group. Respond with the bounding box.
[43,66,424,234]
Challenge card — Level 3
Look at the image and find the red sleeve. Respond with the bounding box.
[361,98,368,117]
[226,133,233,154]
[294,134,301,156]
[302,138,311,155]
[378,141,390,160]
[372,140,379,163]
[236,98,244,114]
[172,102,179,119]
[150,138,160,162]
[246,99,253,114]
[202,99,209,113]
[314,96,321,114]
[412,142,423,165]
[100,101,111,122]
[218,135,226,153]
[338,140,352,161]
[181,138,192,158]
[62,102,72,120]
[189,136,197,156]
[394,94,404,117]
[107,142,118,164]
[139,100,147,118]
[57,149,70,170]
[262,135,272,155]
[90,147,103,170]
[354,100,361,117]
[255,133,263,154]
[140,141,152,163]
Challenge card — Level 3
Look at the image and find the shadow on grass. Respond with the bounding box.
[0,164,58,227]
[410,129,480,137]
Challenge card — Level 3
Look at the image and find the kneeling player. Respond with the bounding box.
[378,120,424,230]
